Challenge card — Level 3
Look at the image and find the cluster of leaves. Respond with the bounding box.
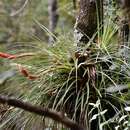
[0,19,130,130]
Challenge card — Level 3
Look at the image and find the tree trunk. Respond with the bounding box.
[74,0,103,46]
[73,0,103,129]
[118,0,130,65]
[119,0,130,45]
[48,0,59,44]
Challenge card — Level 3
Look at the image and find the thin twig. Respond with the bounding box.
[10,0,29,17]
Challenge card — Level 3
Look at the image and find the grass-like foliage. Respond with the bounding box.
[0,20,130,130]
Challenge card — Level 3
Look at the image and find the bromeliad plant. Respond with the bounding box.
[0,21,130,130]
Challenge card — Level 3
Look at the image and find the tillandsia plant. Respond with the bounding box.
[0,18,130,130]
[0,36,76,129]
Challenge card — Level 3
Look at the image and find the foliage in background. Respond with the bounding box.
[0,0,74,43]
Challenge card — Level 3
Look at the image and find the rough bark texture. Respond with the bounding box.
[119,0,130,45]
[121,0,130,8]
[118,0,130,65]
[74,0,103,45]
[48,0,59,43]
[75,0,97,44]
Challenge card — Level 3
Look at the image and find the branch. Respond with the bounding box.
[10,0,29,17]
[0,95,84,130]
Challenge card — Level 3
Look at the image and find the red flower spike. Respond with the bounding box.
[0,52,16,59]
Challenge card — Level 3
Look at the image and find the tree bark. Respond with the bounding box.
[118,0,130,65]
[119,0,130,45]
[121,0,130,8]
[74,0,103,45]
[48,0,59,44]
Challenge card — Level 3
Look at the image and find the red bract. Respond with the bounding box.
[28,75,38,80]
[0,52,16,59]
[18,65,38,80]
[19,66,29,77]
